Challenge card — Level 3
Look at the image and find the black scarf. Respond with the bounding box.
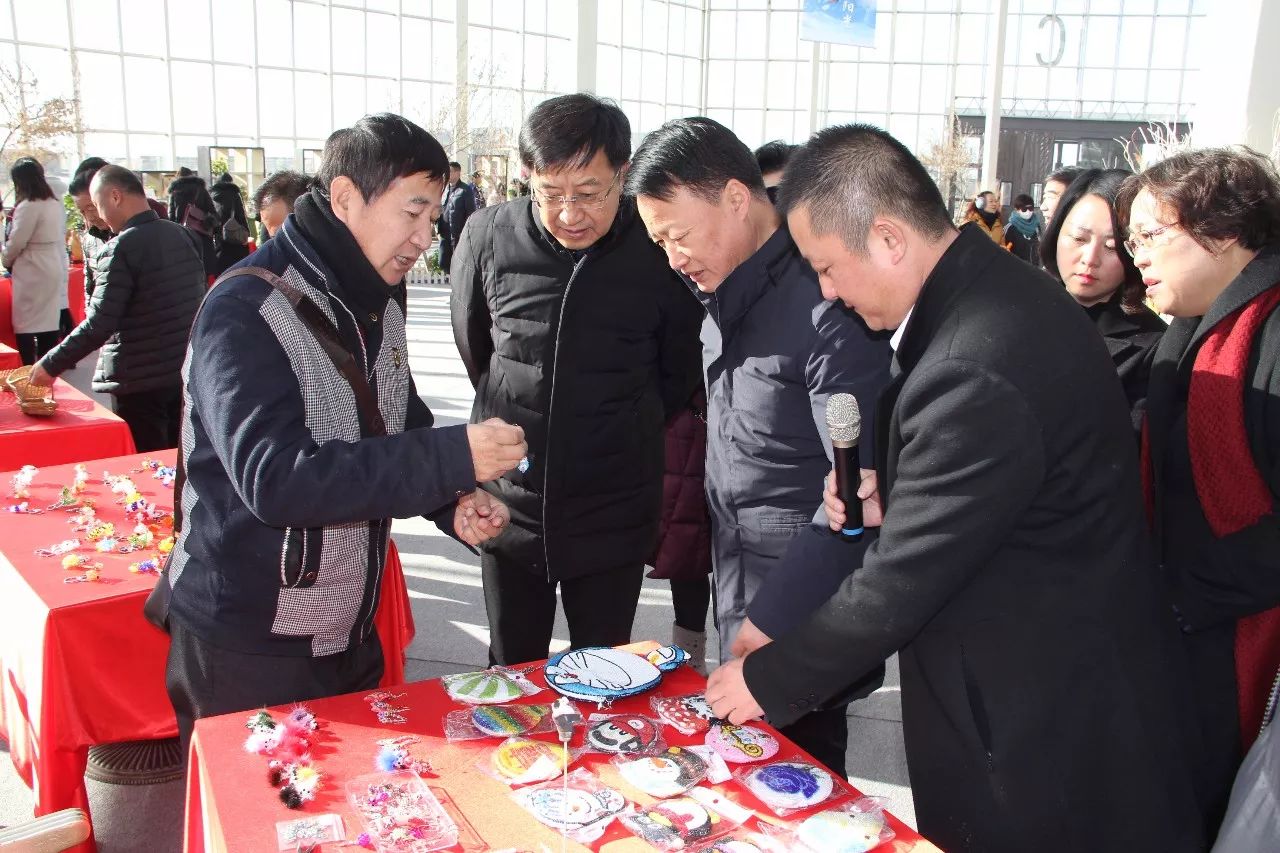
[976,208,999,229]
[291,189,403,332]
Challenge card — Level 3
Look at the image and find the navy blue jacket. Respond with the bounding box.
[167,214,475,657]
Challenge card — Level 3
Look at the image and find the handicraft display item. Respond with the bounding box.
[738,761,839,816]
[441,667,539,705]
[651,692,720,735]
[488,737,570,786]
[705,722,780,764]
[620,796,732,850]
[615,746,709,798]
[791,797,896,853]
[443,703,555,741]
[511,768,626,843]
[583,713,664,755]
[346,770,458,852]
[544,645,687,706]
[244,707,323,809]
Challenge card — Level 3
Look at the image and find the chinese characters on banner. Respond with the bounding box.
[800,0,878,48]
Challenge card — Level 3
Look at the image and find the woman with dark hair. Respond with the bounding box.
[1,158,67,364]
[1004,192,1041,266]
[960,189,1002,242]
[1120,146,1280,838]
[1042,168,1165,423]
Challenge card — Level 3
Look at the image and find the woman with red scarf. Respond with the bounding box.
[1120,147,1280,839]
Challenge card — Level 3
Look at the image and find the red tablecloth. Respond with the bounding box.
[0,451,416,853]
[185,643,937,853]
[0,343,20,369]
[0,379,135,470]
[0,264,86,349]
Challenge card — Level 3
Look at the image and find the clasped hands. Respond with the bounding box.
[453,417,527,546]
[707,468,881,724]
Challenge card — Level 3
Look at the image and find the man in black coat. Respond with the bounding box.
[210,171,251,274]
[30,165,206,452]
[706,125,1204,852]
[629,117,892,775]
[438,161,477,273]
[450,94,704,666]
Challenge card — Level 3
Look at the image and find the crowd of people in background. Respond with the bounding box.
[1,93,1279,852]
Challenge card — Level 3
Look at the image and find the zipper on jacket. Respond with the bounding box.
[541,253,590,583]
[1262,663,1280,735]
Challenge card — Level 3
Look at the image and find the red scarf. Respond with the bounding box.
[1143,284,1280,750]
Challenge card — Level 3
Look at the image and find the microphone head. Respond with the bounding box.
[825,393,861,443]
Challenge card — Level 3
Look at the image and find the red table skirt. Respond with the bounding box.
[0,451,417,853]
[0,379,135,470]
[0,343,20,369]
[0,264,86,349]
[184,643,937,853]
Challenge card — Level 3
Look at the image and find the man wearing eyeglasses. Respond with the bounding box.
[450,93,704,666]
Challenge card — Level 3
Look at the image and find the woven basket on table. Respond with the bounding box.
[1,365,58,417]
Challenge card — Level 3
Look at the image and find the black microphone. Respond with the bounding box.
[826,393,864,541]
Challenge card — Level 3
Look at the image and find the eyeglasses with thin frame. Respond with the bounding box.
[532,171,621,212]
[1123,222,1179,258]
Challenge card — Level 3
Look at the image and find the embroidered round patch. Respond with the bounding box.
[796,809,888,853]
[491,738,566,783]
[585,715,661,754]
[544,647,663,703]
[471,704,546,736]
[443,670,524,705]
[518,785,626,831]
[743,762,834,812]
[617,746,708,798]
[621,797,720,846]
[651,694,718,734]
[705,722,780,764]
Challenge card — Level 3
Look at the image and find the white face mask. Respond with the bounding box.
[974,198,987,211]
[1019,209,1034,220]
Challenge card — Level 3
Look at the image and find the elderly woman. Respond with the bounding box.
[1120,147,1280,837]
[1,158,67,364]
[1043,168,1166,424]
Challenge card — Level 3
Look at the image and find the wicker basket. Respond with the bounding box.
[2,366,58,417]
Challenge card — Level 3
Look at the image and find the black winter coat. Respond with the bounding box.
[168,174,219,277]
[1084,291,1166,429]
[438,181,477,270]
[210,173,250,275]
[40,209,206,394]
[744,225,1204,852]
[1145,244,1280,833]
[450,198,704,582]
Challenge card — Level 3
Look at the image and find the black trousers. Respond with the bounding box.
[15,330,58,365]
[165,620,384,755]
[481,553,646,667]
[111,386,181,452]
[671,575,711,632]
[780,705,850,779]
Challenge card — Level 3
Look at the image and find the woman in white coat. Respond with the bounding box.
[2,158,67,364]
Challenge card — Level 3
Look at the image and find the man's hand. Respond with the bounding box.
[706,657,765,724]
[823,468,883,532]
[729,616,773,659]
[466,417,527,482]
[453,489,510,546]
[25,363,54,387]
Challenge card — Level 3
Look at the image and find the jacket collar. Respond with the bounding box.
[693,224,794,333]
[893,224,997,375]
[1087,289,1153,338]
[1171,242,1280,373]
[526,195,634,260]
[122,209,159,232]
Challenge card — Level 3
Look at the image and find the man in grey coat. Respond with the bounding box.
[630,117,892,775]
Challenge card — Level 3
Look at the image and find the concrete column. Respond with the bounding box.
[980,0,1010,192]
[1190,0,1280,154]
[577,0,597,93]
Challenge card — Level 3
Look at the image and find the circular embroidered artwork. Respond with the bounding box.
[796,809,888,853]
[443,670,523,705]
[585,715,661,754]
[652,693,719,734]
[621,797,721,846]
[491,738,566,783]
[617,746,708,798]
[471,704,546,736]
[705,722,780,764]
[744,762,834,812]
[517,785,626,831]
[544,647,663,703]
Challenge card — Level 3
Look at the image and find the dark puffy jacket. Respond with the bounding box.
[210,173,251,275]
[451,197,704,582]
[168,173,219,277]
[648,389,712,581]
[40,209,206,394]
